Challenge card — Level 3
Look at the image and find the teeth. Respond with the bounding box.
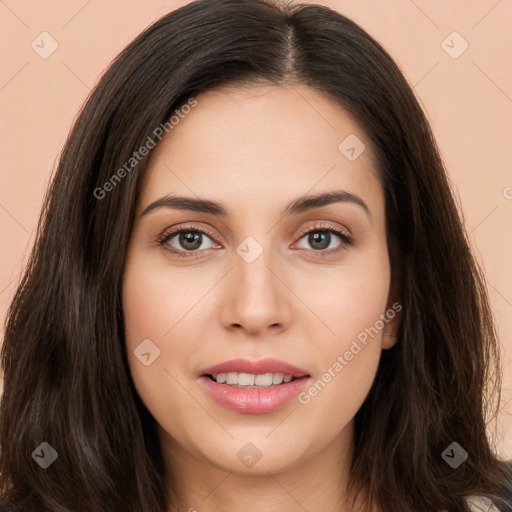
[213,372,295,386]
[272,373,284,384]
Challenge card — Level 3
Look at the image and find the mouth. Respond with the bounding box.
[198,358,311,413]
[197,359,311,413]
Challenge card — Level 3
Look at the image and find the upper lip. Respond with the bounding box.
[200,358,310,378]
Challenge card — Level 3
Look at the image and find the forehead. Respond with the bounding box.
[138,84,383,220]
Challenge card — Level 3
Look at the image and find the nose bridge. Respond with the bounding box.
[223,232,288,333]
[235,233,279,304]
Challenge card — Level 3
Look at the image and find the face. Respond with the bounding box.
[122,84,399,480]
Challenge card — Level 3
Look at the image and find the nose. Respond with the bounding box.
[220,246,292,336]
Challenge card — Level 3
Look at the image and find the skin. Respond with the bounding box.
[122,84,401,512]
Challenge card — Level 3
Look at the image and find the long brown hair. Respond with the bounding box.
[1,0,511,510]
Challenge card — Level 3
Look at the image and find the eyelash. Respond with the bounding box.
[156,222,353,258]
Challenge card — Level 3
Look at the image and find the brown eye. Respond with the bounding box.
[306,231,332,251]
[157,225,220,257]
[295,226,352,254]
[176,231,204,251]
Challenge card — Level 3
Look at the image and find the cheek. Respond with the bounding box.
[122,253,214,414]
[295,291,386,435]
[295,251,391,348]
[122,258,179,399]
[293,251,390,411]
[122,252,213,346]
[122,261,217,455]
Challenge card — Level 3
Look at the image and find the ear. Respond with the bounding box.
[382,281,402,349]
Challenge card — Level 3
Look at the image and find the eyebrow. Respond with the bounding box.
[141,190,371,220]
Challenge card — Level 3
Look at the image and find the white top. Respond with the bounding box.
[463,495,500,511]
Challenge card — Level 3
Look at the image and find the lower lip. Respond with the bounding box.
[198,375,310,414]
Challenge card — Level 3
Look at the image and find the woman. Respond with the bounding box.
[1,0,511,510]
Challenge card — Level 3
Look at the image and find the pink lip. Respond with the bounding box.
[198,375,310,414]
[198,358,311,414]
[200,358,309,378]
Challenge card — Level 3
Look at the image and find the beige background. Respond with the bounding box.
[1,0,511,458]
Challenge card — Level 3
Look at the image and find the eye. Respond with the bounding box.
[156,221,353,258]
[294,222,353,256]
[156,224,220,257]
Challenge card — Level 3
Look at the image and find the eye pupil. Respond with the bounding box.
[309,231,330,250]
